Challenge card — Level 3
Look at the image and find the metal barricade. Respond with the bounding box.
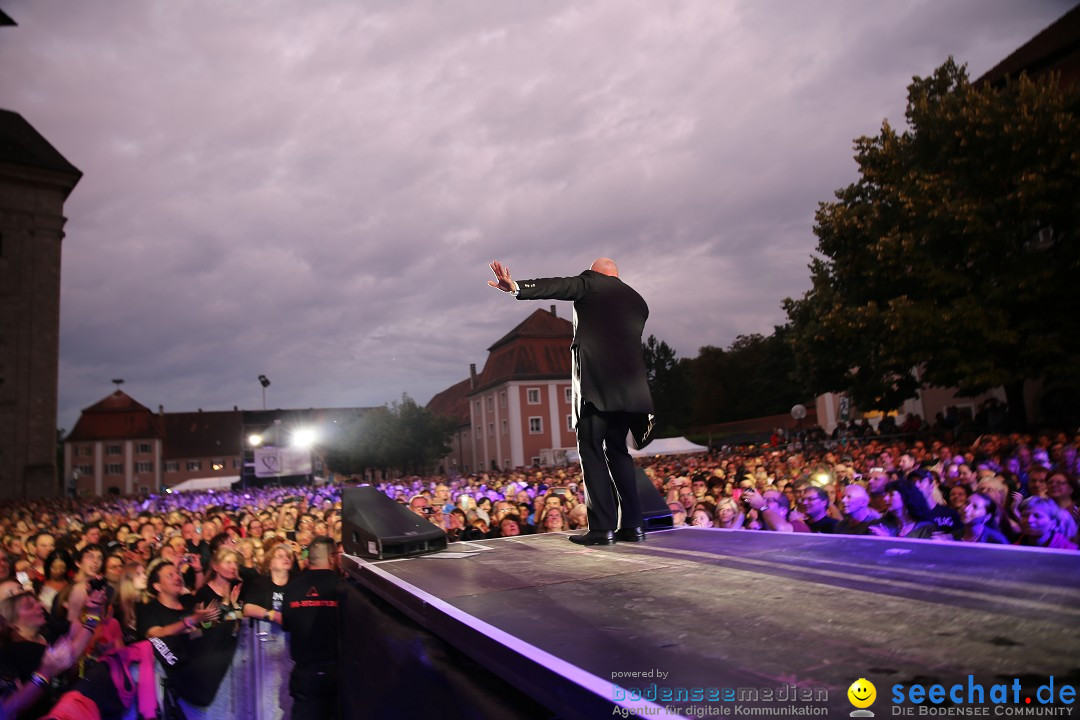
[242,618,293,720]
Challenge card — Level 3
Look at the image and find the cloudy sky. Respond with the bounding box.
[0,0,1070,431]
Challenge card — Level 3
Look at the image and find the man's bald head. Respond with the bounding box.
[590,258,618,277]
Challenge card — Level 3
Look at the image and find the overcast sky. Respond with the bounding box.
[0,0,1071,431]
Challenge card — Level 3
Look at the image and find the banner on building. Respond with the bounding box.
[254,447,312,478]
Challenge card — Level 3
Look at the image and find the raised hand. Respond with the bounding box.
[488,260,517,293]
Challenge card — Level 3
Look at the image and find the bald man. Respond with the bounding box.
[488,258,655,546]
[837,484,880,535]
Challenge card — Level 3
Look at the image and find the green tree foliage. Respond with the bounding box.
[687,329,806,425]
[325,394,455,476]
[784,59,1080,421]
[642,334,691,434]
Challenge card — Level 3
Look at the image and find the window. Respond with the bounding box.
[76,465,93,475]
[531,456,541,466]
[232,459,241,469]
[528,417,543,434]
[566,414,574,431]
[501,419,508,435]
[106,444,122,456]
[165,461,179,473]
[527,388,540,404]
[105,463,123,475]
[475,401,481,414]
[475,426,482,437]
[78,445,93,457]
[504,459,510,470]
[137,442,152,454]
[500,392,507,408]
[488,423,494,438]
[486,396,494,411]
[186,461,201,472]
[564,387,573,404]
[135,462,152,473]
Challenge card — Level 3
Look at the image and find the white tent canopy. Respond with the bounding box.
[563,436,708,464]
[628,436,708,457]
[168,475,239,493]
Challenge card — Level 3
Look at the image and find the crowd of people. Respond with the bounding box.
[0,425,1076,718]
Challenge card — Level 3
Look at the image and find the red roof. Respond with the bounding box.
[471,309,573,394]
[426,378,472,426]
[66,391,164,442]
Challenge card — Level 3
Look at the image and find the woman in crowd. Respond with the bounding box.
[948,484,971,512]
[958,492,1009,544]
[180,546,245,719]
[689,509,714,528]
[714,499,743,530]
[869,478,937,539]
[1016,496,1077,550]
[114,562,147,646]
[1046,470,1079,533]
[242,541,294,720]
[37,551,74,616]
[235,538,260,585]
[538,507,567,533]
[0,589,102,719]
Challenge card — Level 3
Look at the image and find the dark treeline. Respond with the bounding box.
[644,330,809,436]
[324,394,456,476]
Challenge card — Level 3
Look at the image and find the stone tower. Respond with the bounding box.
[0,110,82,498]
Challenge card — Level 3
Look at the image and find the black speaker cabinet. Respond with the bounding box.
[635,467,674,531]
[342,486,448,560]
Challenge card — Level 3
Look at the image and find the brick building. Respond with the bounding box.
[430,306,578,473]
[63,390,243,495]
[0,110,82,499]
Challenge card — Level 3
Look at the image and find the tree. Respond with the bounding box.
[784,59,1080,425]
[324,394,455,476]
[642,334,691,435]
[687,330,806,425]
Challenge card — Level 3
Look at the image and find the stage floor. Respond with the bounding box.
[345,528,1079,718]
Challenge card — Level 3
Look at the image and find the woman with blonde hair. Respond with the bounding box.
[115,561,148,645]
[178,546,245,718]
[537,507,567,533]
[241,542,295,719]
[714,498,744,529]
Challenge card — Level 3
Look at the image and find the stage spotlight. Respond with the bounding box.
[292,428,316,449]
[248,434,263,447]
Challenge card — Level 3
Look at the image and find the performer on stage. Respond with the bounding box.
[487,258,654,546]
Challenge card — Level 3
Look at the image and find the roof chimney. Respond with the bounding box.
[158,405,164,416]
[550,304,557,317]
[469,363,477,389]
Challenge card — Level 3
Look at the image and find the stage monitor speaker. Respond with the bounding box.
[635,467,674,531]
[342,486,448,560]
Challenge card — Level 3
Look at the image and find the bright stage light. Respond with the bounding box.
[248,434,263,447]
[292,428,316,449]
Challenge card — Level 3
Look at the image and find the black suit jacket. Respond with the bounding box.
[517,270,654,429]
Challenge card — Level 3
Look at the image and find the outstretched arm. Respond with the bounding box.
[488,261,518,294]
[488,260,587,301]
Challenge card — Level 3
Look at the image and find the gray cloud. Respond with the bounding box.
[0,0,1068,429]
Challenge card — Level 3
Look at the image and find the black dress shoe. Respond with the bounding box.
[568,530,616,546]
[615,527,645,543]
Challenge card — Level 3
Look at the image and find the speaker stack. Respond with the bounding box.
[342,486,448,560]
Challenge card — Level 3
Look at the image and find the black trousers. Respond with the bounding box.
[577,406,641,532]
[290,661,338,720]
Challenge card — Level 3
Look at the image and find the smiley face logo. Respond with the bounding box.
[847,678,876,709]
